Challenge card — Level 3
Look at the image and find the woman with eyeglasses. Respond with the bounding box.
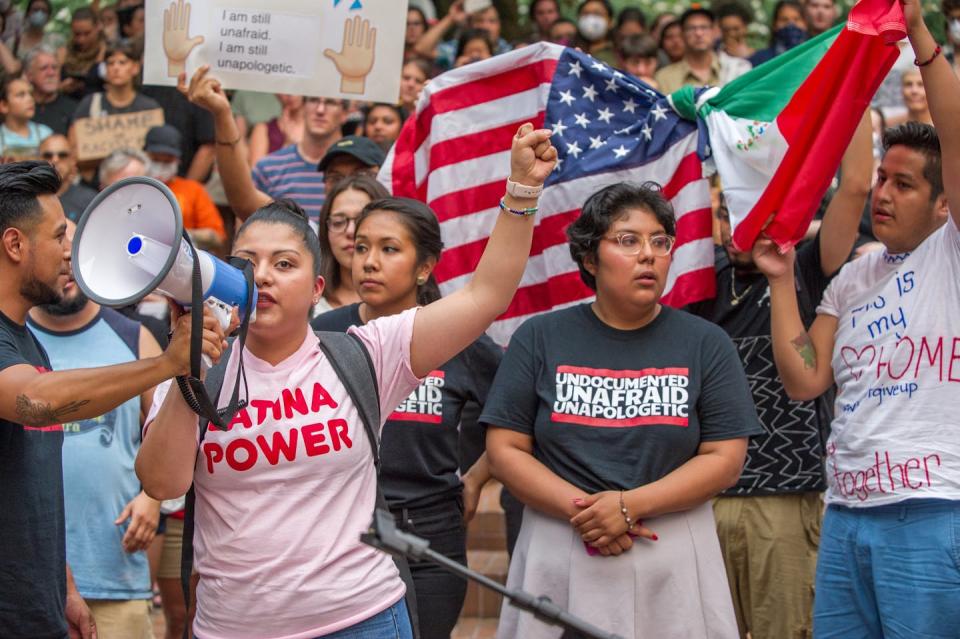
[482,182,761,639]
[315,175,390,313]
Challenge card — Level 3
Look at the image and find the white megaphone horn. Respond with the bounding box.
[72,177,257,366]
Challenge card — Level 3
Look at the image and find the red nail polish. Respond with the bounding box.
[652,534,659,541]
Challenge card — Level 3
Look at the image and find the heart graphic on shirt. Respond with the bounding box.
[840,345,876,381]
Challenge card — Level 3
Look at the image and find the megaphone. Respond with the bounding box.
[72,177,257,365]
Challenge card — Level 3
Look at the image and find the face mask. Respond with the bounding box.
[773,23,807,49]
[27,9,48,28]
[950,19,960,43]
[147,160,179,183]
[578,14,608,42]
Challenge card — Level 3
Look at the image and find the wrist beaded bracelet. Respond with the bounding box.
[915,45,941,67]
[499,198,538,217]
[619,491,635,531]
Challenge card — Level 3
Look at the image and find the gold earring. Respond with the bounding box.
[416,276,427,285]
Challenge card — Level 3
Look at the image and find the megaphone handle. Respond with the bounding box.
[202,298,235,369]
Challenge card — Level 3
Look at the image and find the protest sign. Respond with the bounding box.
[143,0,408,104]
[73,109,166,162]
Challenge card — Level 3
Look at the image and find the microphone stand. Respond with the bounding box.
[361,509,625,639]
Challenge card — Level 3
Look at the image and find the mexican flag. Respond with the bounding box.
[670,0,902,251]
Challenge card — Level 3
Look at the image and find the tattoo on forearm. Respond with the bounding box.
[790,334,817,370]
[15,395,90,427]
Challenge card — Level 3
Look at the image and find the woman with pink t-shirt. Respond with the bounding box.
[135,118,557,638]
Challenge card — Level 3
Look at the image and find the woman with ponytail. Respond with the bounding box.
[312,197,502,639]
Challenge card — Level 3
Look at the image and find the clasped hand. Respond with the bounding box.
[570,490,657,556]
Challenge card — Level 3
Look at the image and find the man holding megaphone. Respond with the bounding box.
[0,161,228,639]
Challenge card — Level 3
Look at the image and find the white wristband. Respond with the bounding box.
[506,179,543,199]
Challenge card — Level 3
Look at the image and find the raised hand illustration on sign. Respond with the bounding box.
[163,0,204,77]
[323,15,376,94]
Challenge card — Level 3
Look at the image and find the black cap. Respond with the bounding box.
[317,136,386,173]
[679,3,715,26]
[144,124,182,158]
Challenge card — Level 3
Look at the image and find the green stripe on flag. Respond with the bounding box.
[701,24,842,122]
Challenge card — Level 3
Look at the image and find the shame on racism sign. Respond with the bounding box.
[74,109,166,162]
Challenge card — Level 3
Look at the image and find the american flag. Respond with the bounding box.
[380,43,715,345]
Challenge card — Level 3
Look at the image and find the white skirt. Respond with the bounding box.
[496,502,739,639]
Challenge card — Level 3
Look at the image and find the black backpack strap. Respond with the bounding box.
[180,345,234,639]
[314,331,381,466]
[314,331,421,639]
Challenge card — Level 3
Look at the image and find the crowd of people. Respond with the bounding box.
[0,0,957,639]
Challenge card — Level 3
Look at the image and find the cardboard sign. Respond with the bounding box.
[74,109,166,162]
[143,0,408,103]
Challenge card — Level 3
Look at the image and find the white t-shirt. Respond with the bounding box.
[817,215,960,507]
[146,309,421,639]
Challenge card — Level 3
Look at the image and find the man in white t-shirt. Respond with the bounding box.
[754,4,960,636]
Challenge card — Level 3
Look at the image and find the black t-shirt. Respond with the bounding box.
[687,238,834,494]
[34,94,79,136]
[312,304,503,509]
[0,311,66,639]
[72,92,162,121]
[59,182,97,223]
[140,85,215,178]
[480,304,762,494]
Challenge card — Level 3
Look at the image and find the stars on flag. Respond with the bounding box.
[542,49,694,180]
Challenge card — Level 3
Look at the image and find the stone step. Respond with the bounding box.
[452,616,499,639]
[460,549,509,618]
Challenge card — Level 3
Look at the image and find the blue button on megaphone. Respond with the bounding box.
[72,176,257,364]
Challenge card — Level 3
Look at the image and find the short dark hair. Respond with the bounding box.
[0,161,62,236]
[528,0,561,21]
[715,1,753,25]
[619,33,658,58]
[549,17,578,36]
[0,74,25,102]
[944,0,960,13]
[407,5,427,26]
[356,197,444,305]
[456,28,495,59]
[72,6,99,24]
[578,0,614,18]
[363,102,408,129]
[318,175,390,297]
[104,39,141,62]
[616,7,648,31]
[770,0,804,26]
[883,122,943,202]
[237,199,322,277]
[680,6,716,27]
[567,182,676,291]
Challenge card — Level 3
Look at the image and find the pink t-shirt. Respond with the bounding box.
[146,309,421,639]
